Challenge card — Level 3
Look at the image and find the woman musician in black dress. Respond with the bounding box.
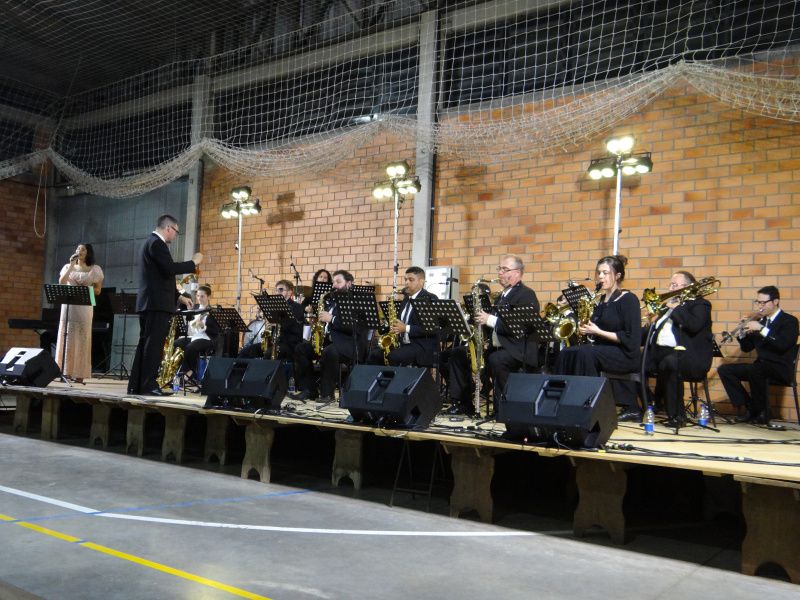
[556,255,642,421]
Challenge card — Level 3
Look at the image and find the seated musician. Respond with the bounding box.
[447,254,540,416]
[301,269,332,312]
[174,284,218,385]
[367,266,439,367]
[291,270,368,401]
[718,286,799,425]
[642,271,713,427]
[238,280,305,360]
[556,255,642,421]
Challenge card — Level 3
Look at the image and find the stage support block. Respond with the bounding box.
[126,407,146,456]
[41,397,60,440]
[443,444,495,523]
[241,422,275,483]
[161,408,187,463]
[89,403,112,448]
[332,429,363,490]
[572,458,630,544]
[739,476,800,583]
[204,414,229,465]
[13,395,31,433]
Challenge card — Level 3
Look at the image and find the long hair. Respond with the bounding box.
[82,243,96,266]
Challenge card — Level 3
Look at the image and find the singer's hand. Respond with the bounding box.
[192,252,204,266]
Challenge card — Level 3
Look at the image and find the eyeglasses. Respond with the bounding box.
[169,225,180,235]
[753,299,774,307]
[276,288,287,293]
[496,266,520,273]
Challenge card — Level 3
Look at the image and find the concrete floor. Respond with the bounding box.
[0,422,798,600]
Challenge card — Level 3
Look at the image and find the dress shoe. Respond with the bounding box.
[148,388,173,397]
[446,404,466,416]
[751,411,770,425]
[317,395,334,403]
[734,411,755,423]
[665,417,683,429]
[290,390,312,401]
[618,410,643,423]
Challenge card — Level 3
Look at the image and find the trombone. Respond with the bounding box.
[642,276,720,316]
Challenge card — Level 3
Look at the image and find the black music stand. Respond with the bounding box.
[311,281,333,306]
[414,299,472,398]
[100,291,136,380]
[352,284,376,296]
[44,283,96,385]
[562,284,591,313]
[463,293,491,317]
[253,294,294,357]
[496,305,548,375]
[209,307,249,356]
[336,293,381,365]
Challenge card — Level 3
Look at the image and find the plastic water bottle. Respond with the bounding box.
[172,373,181,393]
[698,402,709,427]
[288,376,296,394]
[643,405,655,435]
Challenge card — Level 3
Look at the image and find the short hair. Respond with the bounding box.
[313,269,332,284]
[501,254,524,273]
[332,269,354,283]
[81,243,96,267]
[198,284,212,296]
[674,270,697,285]
[758,285,780,301]
[156,214,178,229]
[405,266,426,278]
[276,279,294,292]
[597,255,628,282]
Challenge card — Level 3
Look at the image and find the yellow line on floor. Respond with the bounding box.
[0,513,270,600]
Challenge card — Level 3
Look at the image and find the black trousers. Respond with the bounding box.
[645,345,709,420]
[366,343,424,367]
[128,311,171,394]
[556,344,640,409]
[717,359,789,418]
[293,339,361,397]
[174,337,214,376]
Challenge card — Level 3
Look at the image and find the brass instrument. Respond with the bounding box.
[543,302,577,346]
[156,315,184,389]
[576,288,602,344]
[642,276,720,315]
[721,313,760,344]
[271,323,281,359]
[311,292,329,356]
[260,319,271,355]
[378,287,402,365]
[466,278,498,414]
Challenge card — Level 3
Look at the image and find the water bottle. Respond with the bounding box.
[172,373,181,393]
[643,405,655,435]
[698,402,709,427]
[288,376,296,394]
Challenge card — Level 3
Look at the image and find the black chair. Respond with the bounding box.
[766,343,800,425]
[684,374,716,426]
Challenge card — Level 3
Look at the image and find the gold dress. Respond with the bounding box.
[55,263,105,380]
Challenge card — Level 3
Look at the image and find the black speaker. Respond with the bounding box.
[340,365,441,429]
[201,358,287,411]
[499,374,617,448]
[0,347,60,387]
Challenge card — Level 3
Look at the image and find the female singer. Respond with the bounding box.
[55,243,104,383]
[556,255,642,420]
[174,284,218,385]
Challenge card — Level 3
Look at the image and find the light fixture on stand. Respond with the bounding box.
[220,186,262,312]
[587,136,653,254]
[372,161,421,289]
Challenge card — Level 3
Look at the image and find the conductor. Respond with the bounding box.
[127,215,203,395]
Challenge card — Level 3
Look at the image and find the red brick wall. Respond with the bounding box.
[0,178,47,351]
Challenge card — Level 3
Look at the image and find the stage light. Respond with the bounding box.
[385,161,409,179]
[231,186,251,201]
[221,186,262,311]
[606,135,634,155]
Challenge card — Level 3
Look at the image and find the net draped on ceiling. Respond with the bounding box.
[0,0,797,197]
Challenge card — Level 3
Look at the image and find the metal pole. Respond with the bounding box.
[392,185,400,289]
[613,155,623,255]
[236,206,243,313]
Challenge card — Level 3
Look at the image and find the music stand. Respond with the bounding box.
[352,284,376,296]
[496,305,548,374]
[336,293,381,365]
[463,293,491,317]
[209,307,249,354]
[413,299,471,340]
[100,291,136,380]
[562,284,591,313]
[311,281,333,306]
[44,283,96,386]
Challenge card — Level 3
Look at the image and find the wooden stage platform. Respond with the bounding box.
[2,378,800,583]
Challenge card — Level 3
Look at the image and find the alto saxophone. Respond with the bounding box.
[378,287,400,365]
[156,315,184,389]
[576,288,602,344]
[311,292,329,356]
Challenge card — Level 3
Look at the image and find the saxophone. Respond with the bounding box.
[576,287,602,344]
[311,292,329,356]
[271,323,281,359]
[467,280,493,414]
[156,315,184,389]
[378,287,400,365]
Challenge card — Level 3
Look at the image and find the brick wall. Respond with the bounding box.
[433,81,800,418]
[0,178,47,351]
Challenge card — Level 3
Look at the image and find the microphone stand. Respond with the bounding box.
[290,259,302,290]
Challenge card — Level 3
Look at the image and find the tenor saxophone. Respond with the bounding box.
[156,315,184,389]
[311,292,329,356]
[378,287,400,365]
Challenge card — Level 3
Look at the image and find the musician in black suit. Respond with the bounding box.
[642,271,713,426]
[239,280,305,360]
[448,255,540,416]
[718,286,799,425]
[174,284,219,385]
[367,266,439,367]
[128,215,202,396]
[291,270,368,401]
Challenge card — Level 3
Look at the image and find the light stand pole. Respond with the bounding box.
[587,136,653,254]
[220,186,261,313]
[373,161,421,291]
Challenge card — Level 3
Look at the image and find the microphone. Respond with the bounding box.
[70,253,79,262]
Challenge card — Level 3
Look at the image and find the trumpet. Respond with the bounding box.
[642,276,720,315]
[721,313,760,343]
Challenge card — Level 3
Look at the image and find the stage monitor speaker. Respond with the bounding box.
[0,347,60,388]
[499,374,617,448]
[201,358,287,411]
[340,365,441,429]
